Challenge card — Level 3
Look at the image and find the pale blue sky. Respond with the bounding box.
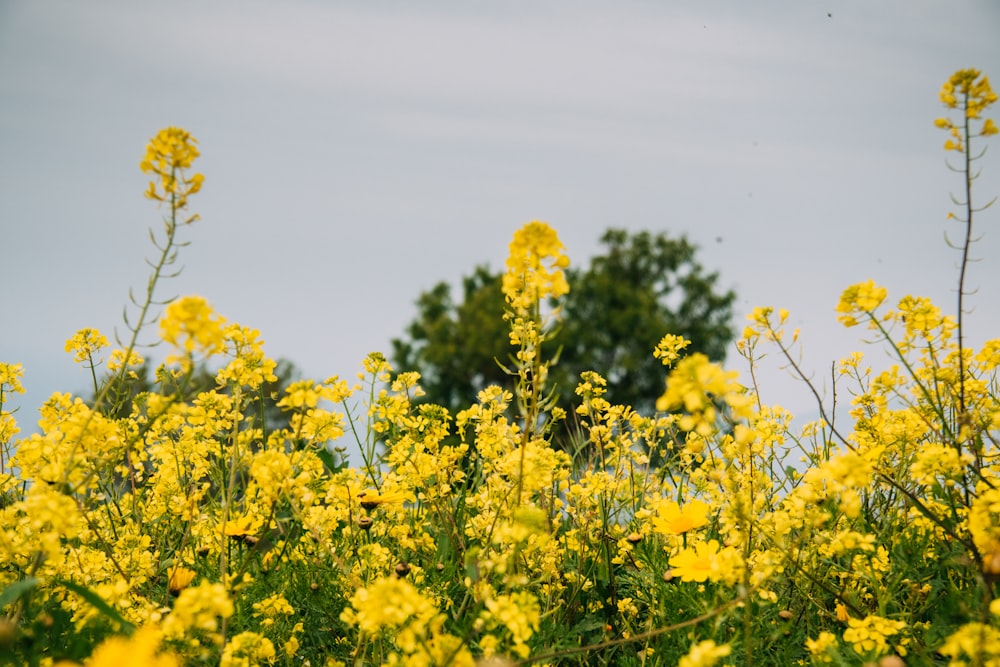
[2,1,1000,442]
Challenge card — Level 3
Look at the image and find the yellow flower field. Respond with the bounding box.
[1,69,999,666]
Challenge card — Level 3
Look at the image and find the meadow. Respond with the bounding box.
[1,69,999,667]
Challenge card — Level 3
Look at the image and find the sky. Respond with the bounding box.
[2,0,1000,452]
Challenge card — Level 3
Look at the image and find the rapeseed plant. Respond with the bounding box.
[1,69,999,666]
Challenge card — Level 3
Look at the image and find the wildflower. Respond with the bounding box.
[480,591,541,658]
[252,594,295,627]
[341,576,442,654]
[159,296,227,367]
[167,565,197,595]
[650,498,711,536]
[835,604,850,622]
[910,442,972,487]
[806,631,839,663]
[653,333,691,367]
[937,70,998,150]
[669,539,743,584]
[106,348,144,373]
[0,362,24,395]
[968,488,1000,555]
[220,631,276,667]
[64,328,109,364]
[677,639,731,667]
[161,582,234,641]
[656,353,752,434]
[938,622,1000,666]
[836,280,888,327]
[502,221,570,311]
[53,627,179,667]
[843,615,906,658]
[141,126,204,207]
[357,489,410,510]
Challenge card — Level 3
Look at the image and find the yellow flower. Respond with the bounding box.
[843,615,906,658]
[939,622,1000,666]
[220,631,276,667]
[161,582,234,641]
[806,631,839,663]
[159,295,227,367]
[54,627,179,667]
[0,362,25,395]
[167,565,197,595]
[835,280,888,327]
[64,328,109,364]
[357,489,410,510]
[140,126,204,206]
[677,639,731,667]
[669,539,743,584]
[341,576,442,653]
[653,333,691,367]
[502,221,570,311]
[650,498,710,536]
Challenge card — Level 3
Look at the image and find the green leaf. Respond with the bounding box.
[53,579,136,633]
[0,577,39,610]
[316,446,344,474]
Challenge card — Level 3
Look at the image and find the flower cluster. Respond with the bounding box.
[140,126,205,208]
[4,70,1000,666]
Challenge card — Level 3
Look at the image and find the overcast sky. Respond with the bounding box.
[2,1,1000,447]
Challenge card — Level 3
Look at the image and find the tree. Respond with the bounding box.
[391,228,736,419]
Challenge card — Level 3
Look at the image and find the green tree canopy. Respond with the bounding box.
[391,228,736,419]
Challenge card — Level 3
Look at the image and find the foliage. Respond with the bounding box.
[391,229,736,419]
[0,70,999,667]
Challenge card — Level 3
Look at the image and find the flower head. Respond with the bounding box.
[140,126,204,209]
[937,69,997,151]
[502,221,570,312]
[650,498,711,536]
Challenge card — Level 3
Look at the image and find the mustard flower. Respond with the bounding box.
[161,581,234,641]
[64,328,109,364]
[216,324,277,390]
[937,70,997,151]
[677,639,731,667]
[656,352,752,434]
[650,497,711,536]
[53,627,179,667]
[159,295,227,367]
[0,362,24,395]
[141,126,204,207]
[836,280,888,327]
[480,590,541,658]
[502,221,570,311]
[220,631,276,667]
[968,487,1000,555]
[653,333,691,367]
[252,594,295,627]
[806,631,840,663]
[910,442,973,487]
[843,615,906,658]
[341,576,442,654]
[939,622,1000,667]
[106,348,144,373]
